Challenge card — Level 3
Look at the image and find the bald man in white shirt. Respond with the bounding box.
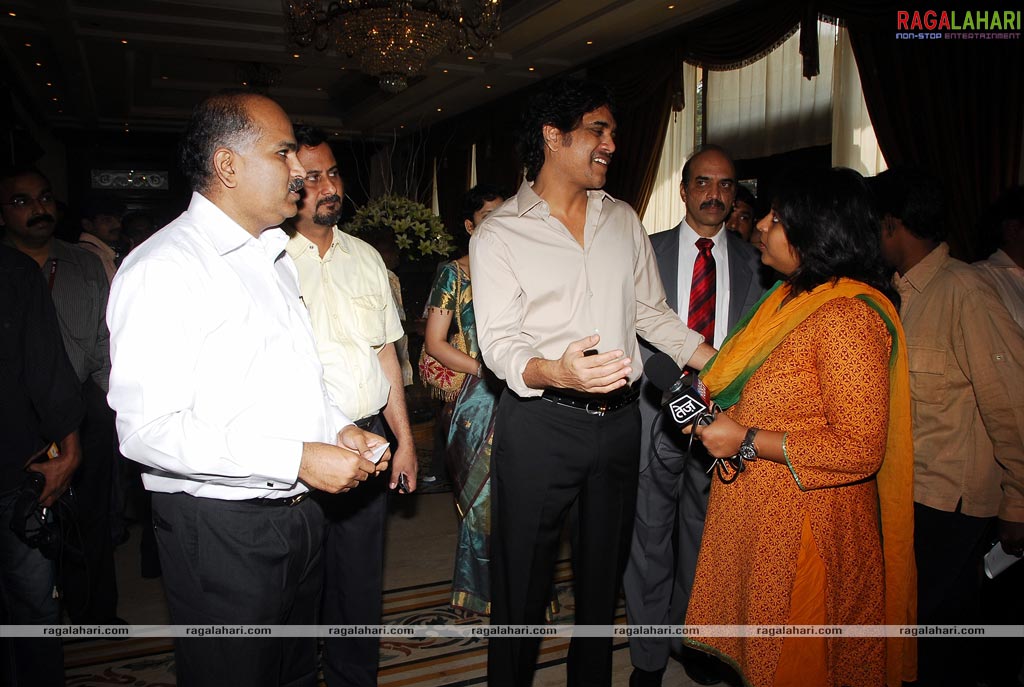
[107,93,389,687]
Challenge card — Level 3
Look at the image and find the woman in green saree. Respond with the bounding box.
[424,185,505,614]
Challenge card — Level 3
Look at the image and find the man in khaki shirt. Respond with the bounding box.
[470,79,714,687]
[285,125,417,687]
[873,168,1024,687]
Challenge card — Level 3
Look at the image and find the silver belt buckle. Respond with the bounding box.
[585,401,606,416]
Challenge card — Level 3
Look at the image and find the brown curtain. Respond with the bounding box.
[849,24,1024,259]
[599,37,680,215]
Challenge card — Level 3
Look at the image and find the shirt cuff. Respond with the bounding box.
[505,347,546,398]
[225,433,304,488]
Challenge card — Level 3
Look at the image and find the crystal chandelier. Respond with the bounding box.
[283,0,501,93]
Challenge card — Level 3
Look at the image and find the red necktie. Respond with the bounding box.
[687,237,716,344]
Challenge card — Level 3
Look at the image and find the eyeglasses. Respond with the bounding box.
[1,192,56,209]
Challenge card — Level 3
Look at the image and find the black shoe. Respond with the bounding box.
[678,649,723,686]
[629,667,665,687]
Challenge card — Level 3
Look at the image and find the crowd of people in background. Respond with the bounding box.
[0,76,1021,687]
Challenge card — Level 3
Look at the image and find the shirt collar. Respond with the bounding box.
[514,179,614,218]
[900,242,949,294]
[988,249,1021,269]
[285,225,349,260]
[190,192,281,258]
[680,218,724,245]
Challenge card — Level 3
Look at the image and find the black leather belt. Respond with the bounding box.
[244,491,311,507]
[354,414,377,430]
[541,381,641,416]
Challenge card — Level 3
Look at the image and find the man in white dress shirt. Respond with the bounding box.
[107,92,389,687]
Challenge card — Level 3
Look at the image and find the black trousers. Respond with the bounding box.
[152,491,325,687]
[317,415,388,687]
[61,378,118,623]
[488,391,640,687]
[914,502,993,687]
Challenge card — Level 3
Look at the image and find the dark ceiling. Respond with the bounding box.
[0,0,734,139]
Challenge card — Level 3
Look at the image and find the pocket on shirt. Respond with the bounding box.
[350,294,387,346]
[907,345,948,403]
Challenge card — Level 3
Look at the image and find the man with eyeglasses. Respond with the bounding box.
[0,166,121,627]
[283,125,417,687]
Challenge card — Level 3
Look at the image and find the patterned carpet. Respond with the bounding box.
[63,560,628,686]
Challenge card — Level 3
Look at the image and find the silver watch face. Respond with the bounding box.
[738,444,756,461]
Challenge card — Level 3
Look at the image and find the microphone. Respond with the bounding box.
[644,352,713,428]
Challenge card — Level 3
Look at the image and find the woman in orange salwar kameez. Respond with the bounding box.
[683,168,916,687]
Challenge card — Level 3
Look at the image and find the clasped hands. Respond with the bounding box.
[298,425,390,494]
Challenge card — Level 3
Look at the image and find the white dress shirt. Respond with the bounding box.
[470,181,703,397]
[676,220,731,348]
[107,193,351,499]
[286,227,404,420]
[975,249,1024,330]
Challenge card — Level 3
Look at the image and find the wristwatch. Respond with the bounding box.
[737,427,759,463]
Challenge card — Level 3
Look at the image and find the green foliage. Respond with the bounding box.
[342,195,454,260]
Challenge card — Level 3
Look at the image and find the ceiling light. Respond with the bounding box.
[35,62,42,67]
[586,40,593,45]
[24,42,31,47]
[442,69,449,73]
[528,66,535,71]
[292,53,300,58]
[485,84,491,89]
[467,55,474,60]
[8,11,15,17]
[668,4,675,8]
[282,0,502,93]
[436,107,442,112]
[45,82,52,86]
[121,39,128,44]
[161,75,168,80]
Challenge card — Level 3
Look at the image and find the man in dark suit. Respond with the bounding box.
[624,145,765,687]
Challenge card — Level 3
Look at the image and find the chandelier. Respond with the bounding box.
[282,0,501,93]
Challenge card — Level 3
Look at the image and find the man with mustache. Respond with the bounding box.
[622,145,764,687]
[470,79,716,687]
[106,93,390,687]
[0,166,121,626]
[284,125,417,687]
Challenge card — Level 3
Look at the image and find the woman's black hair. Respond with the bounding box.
[517,79,615,182]
[772,167,897,304]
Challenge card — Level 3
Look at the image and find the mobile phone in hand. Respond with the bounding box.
[398,473,410,494]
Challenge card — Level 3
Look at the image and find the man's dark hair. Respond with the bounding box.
[869,167,947,242]
[179,91,263,193]
[80,194,125,221]
[772,167,895,301]
[733,184,756,209]
[681,144,733,187]
[294,124,329,149]
[978,185,1019,249]
[462,184,506,225]
[0,165,50,191]
[517,79,615,182]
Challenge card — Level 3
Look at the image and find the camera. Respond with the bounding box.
[9,470,63,560]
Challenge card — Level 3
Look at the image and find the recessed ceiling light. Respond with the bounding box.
[241,81,248,86]
[399,125,405,129]
[161,75,168,80]
[24,42,31,47]
[436,107,442,112]
[442,69,448,73]
[586,40,594,45]
[485,84,491,89]
[35,62,42,67]
[121,39,128,44]
[292,53,300,58]
[51,97,58,102]
[8,11,15,17]
[528,66,536,72]
[45,82,52,86]
[466,55,474,60]
[668,4,676,8]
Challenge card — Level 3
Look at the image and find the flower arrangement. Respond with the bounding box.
[342,194,455,261]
